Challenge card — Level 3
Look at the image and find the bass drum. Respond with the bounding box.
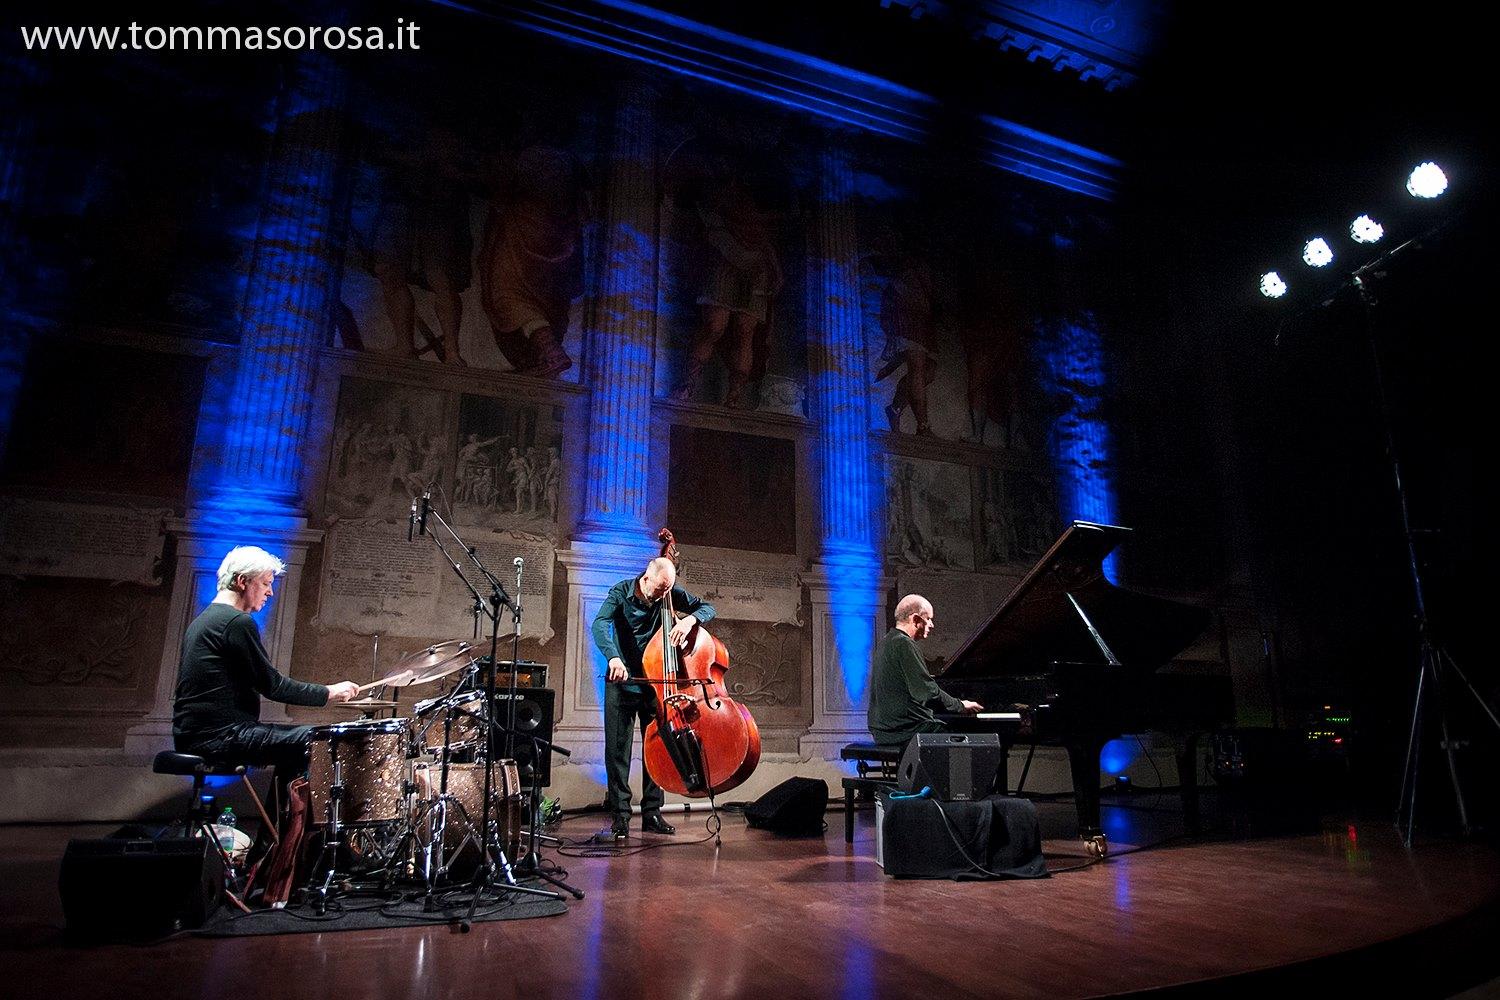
[412,759,522,878]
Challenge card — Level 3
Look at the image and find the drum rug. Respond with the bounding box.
[195,883,567,937]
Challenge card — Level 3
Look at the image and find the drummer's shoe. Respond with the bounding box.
[642,812,676,835]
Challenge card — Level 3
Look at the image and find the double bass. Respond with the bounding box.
[639,528,761,797]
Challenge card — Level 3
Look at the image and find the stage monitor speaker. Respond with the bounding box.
[744,777,829,836]
[897,733,1004,802]
[59,836,223,940]
[489,687,555,787]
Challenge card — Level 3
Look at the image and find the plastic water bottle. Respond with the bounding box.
[217,807,237,852]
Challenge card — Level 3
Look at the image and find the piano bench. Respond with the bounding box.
[840,743,904,844]
[841,776,897,843]
[839,742,902,778]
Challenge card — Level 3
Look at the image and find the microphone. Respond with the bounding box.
[513,556,524,569]
[417,490,431,537]
[408,497,417,542]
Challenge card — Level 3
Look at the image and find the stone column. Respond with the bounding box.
[801,145,886,759]
[0,52,44,460]
[555,85,660,760]
[126,52,346,750]
[209,50,349,514]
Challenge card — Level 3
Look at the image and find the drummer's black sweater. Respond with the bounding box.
[173,602,328,742]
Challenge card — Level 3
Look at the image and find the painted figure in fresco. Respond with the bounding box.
[543,446,561,521]
[412,432,446,496]
[368,129,474,367]
[387,425,419,498]
[875,256,938,437]
[525,446,544,515]
[959,257,1033,447]
[672,172,783,408]
[456,433,502,504]
[980,471,1019,566]
[478,145,585,379]
[505,447,532,514]
[891,461,942,566]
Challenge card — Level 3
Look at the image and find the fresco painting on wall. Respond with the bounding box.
[666,425,796,554]
[324,377,449,521]
[656,139,806,412]
[979,466,1060,569]
[337,103,593,380]
[2,340,205,502]
[450,394,564,532]
[885,455,975,571]
[860,217,970,442]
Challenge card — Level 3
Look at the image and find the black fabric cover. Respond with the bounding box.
[878,792,1047,880]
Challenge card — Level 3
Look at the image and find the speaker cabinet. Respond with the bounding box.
[896,733,1004,802]
[487,687,556,787]
[745,777,829,835]
[59,836,223,940]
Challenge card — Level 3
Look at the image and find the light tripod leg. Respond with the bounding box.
[1396,654,1427,848]
[1426,643,1472,837]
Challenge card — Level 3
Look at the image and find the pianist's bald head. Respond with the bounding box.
[895,594,934,639]
[895,595,932,623]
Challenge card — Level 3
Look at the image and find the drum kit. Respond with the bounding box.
[302,639,561,908]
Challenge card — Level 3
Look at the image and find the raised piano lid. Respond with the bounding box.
[936,521,1212,681]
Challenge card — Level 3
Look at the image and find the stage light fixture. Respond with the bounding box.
[1406,161,1447,199]
[1350,215,1384,244]
[1259,271,1288,298]
[1302,238,1333,267]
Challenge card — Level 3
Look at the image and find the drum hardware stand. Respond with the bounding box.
[410,491,564,925]
[306,739,350,915]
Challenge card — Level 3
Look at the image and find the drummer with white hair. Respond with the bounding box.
[172,545,360,773]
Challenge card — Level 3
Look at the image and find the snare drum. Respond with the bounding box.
[412,759,522,876]
[307,718,412,826]
[412,690,487,756]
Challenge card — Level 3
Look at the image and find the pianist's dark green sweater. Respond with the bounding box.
[867,627,964,746]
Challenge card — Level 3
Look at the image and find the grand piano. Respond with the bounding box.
[935,521,1232,856]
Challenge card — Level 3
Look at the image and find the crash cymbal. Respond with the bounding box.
[404,640,479,685]
[355,640,477,692]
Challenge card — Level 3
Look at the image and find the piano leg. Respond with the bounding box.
[1177,734,1203,834]
[1068,736,1109,858]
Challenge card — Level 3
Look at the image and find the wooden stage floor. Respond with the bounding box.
[3,795,1498,999]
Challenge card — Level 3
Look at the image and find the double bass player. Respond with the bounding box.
[591,554,716,840]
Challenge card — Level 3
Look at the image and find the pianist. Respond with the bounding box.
[867,594,982,746]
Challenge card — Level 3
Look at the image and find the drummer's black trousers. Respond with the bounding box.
[603,683,665,818]
[178,722,314,774]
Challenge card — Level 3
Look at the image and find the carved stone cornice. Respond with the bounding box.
[459,0,1123,199]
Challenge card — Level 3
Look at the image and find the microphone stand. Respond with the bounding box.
[410,492,563,923]
[502,556,584,899]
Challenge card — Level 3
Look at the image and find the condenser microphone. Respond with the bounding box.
[408,497,417,542]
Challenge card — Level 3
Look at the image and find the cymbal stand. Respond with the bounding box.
[409,490,563,923]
